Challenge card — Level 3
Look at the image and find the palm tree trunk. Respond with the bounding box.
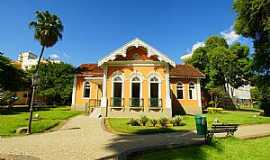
[27,46,45,134]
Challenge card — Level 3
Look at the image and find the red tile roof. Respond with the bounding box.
[76,64,103,77]
[76,63,204,78]
[169,64,205,78]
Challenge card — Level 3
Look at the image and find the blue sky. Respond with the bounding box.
[0,0,252,66]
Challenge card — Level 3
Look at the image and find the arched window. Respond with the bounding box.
[83,81,90,98]
[130,76,142,107]
[189,82,196,99]
[177,82,184,99]
[132,76,141,82]
[150,76,159,82]
[113,76,123,82]
[112,75,123,107]
[149,75,161,107]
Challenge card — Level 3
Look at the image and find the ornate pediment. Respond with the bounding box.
[98,38,176,67]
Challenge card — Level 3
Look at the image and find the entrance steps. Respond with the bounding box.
[89,108,102,118]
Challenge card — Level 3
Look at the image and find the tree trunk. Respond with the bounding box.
[27,46,45,134]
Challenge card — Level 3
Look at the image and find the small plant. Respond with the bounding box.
[159,117,169,128]
[127,118,140,126]
[140,115,149,126]
[150,119,158,127]
[172,115,183,126]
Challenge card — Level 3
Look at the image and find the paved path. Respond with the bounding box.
[2,115,270,160]
[235,124,270,139]
[0,115,203,160]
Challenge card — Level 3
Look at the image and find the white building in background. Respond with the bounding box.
[17,52,38,70]
[17,51,61,70]
[180,53,252,101]
[226,84,251,100]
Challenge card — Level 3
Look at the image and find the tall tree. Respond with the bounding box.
[28,11,64,134]
[233,0,270,115]
[34,62,75,105]
[189,36,251,106]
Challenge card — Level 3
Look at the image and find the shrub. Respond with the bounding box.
[140,115,149,126]
[150,119,158,127]
[159,117,169,128]
[127,118,140,126]
[172,115,183,126]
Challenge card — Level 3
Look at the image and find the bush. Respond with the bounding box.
[127,118,140,126]
[140,115,149,126]
[172,115,183,126]
[159,117,169,128]
[150,119,158,127]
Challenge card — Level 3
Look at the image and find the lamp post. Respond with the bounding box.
[27,73,39,134]
[27,46,44,134]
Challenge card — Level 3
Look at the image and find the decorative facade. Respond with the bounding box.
[72,38,205,117]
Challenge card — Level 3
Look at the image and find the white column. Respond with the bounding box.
[71,75,77,108]
[197,78,202,109]
[101,65,108,107]
[165,65,172,109]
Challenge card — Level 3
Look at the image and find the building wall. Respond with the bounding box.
[106,65,167,111]
[73,67,202,116]
[74,76,102,110]
[170,78,202,115]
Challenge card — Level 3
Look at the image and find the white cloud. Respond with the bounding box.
[181,25,241,61]
[181,41,205,60]
[220,26,240,45]
[191,41,205,52]
[49,54,60,59]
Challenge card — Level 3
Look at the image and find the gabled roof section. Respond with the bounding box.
[76,64,103,77]
[170,64,205,78]
[98,38,176,67]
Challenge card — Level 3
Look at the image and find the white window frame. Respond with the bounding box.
[188,81,197,100]
[130,75,143,100]
[176,81,184,99]
[82,81,91,99]
[148,74,161,106]
[111,74,124,100]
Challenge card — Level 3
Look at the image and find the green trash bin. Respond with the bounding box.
[195,115,207,135]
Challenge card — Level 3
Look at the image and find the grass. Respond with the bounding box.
[0,106,81,136]
[107,111,270,134]
[128,137,270,160]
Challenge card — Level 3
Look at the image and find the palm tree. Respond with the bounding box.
[27,11,63,134]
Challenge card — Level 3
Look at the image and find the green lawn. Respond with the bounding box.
[0,106,81,136]
[107,111,270,134]
[129,137,270,160]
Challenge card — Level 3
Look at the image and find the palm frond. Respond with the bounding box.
[29,10,64,47]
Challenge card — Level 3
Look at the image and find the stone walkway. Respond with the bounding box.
[235,124,270,139]
[0,115,203,160]
[1,115,270,160]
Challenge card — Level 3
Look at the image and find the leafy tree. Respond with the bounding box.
[233,0,270,115]
[28,10,64,134]
[0,54,28,91]
[33,62,75,105]
[188,36,251,106]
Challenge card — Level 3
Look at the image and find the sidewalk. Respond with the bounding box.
[0,115,203,160]
[1,115,270,160]
[235,124,270,139]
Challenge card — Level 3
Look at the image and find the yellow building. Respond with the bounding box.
[72,38,205,117]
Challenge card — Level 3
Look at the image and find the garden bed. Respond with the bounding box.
[106,111,270,134]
